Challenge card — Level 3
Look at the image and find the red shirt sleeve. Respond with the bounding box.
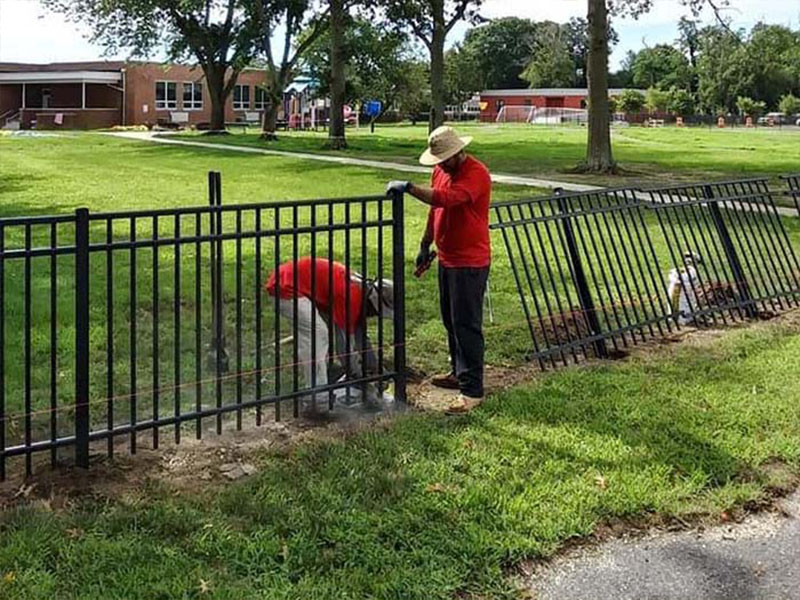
[432,182,474,208]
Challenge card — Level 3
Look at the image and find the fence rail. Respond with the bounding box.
[492,176,800,365]
[0,174,407,479]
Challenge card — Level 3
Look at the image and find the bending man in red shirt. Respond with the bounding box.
[387,126,491,414]
[265,257,394,402]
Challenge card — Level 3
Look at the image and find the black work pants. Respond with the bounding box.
[438,265,489,398]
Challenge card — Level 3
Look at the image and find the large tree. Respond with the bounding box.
[630,44,692,89]
[44,0,262,131]
[256,0,328,140]
[384,0,483,131]
[695,24,749,113]
[583,0,730,172]
[327,0,349,148]
[677,16,700,93]
[301,18,421,116]
[454,17,539,90]
[521,21,580,88]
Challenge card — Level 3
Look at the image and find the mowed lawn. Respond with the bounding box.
[1,132,800,599]
[171,123,800,188]
[1,316,800,598]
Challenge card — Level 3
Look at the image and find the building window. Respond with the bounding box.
[233,84,250,110]
[183,82,203,110]
[155,81,177,110]
[254,87,267,110]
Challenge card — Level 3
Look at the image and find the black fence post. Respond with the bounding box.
[206,171,229,374]
[75,208,90,469]
[390,191,406,403]
[703,185,757,318]
[555,189,608,359]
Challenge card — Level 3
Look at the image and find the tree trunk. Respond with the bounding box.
[327,0,347,149]
[204,64,228,132]
[584,0,615,172]
[261,93,281,141]
[429,15,446,132]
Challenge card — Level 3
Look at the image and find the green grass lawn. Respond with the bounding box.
[1,133,799,448]
[169,123,800,188]
[2,316,800,599]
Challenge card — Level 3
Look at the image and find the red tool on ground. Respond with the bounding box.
[414,250,437,278]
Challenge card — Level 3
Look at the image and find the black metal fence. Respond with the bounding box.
[492,177,800,365]
[0,174,406,479]
[492,188,672,366]
[782,174,800,216]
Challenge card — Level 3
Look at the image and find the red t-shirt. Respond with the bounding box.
[265,257,364,333]
[431,155,492,268]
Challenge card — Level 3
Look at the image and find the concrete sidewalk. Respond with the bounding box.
[106,131,601,192]
[528,489,800,600]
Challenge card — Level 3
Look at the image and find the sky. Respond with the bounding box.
[1,0,799,70]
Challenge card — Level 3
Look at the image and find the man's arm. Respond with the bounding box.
[422,207,435,246]
[407,182,472,208]
[386,180,472,208]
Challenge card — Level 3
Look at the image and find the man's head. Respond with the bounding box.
[419,126,472,169]
[366,278,394,320]
[352,273,394,320]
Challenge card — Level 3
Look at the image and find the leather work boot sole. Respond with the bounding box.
[430,373,460,390]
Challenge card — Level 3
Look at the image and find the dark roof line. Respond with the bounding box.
[0,61,266,73]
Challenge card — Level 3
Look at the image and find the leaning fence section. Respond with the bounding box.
[782,174,800,217]
[644,179,800,324]
[491,188,673,367]
[0,177,407,479]
[493,178,800,365]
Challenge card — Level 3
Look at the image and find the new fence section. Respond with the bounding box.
[0,174,407,479]
[492,178,800,365]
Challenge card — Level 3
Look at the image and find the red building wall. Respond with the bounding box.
[480,93,586,121]
[1,62,269,129]
[124,63,267,127]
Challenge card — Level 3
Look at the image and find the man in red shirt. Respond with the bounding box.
[387,126,491,414]
[265,257,394,403]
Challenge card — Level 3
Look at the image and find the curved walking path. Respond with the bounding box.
[107,131,797,217]
[105,131,601,192]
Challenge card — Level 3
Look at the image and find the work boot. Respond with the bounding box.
[445,394,484,416]
[430,372,460,390]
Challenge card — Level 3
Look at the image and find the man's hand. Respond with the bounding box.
[415,241,432,271]
[386,181,411,196]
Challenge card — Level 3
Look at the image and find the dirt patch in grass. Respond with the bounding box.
[0,410,403,511]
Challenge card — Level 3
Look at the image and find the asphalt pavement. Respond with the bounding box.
[529,490,800,600]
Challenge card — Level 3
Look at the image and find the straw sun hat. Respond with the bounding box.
[418,126,473,166]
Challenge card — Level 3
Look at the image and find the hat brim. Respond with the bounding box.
[418,136,473,166]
